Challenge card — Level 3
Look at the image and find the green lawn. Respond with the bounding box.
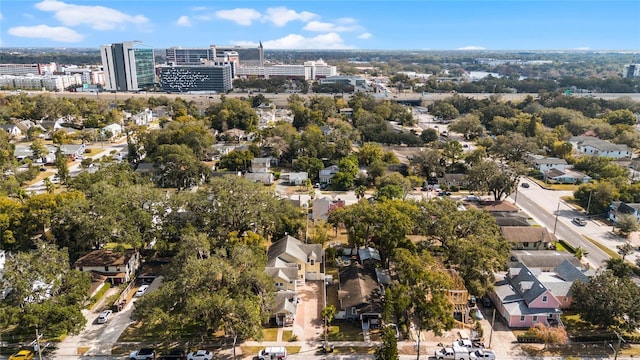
[262,328,278,341]
[327,321,363,341]
[282,330,294,342]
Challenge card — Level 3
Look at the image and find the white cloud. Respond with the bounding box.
[262,32,352,49]
[357,32,372,40]
[192,6,207,11]
[0,13,3,20]
[8,24,83,42]
[303,17,360,33]
[215,8,261,26]
[303,21,336,32]
[35,0,148,30]
[176,16,191,27]
[458,46,486,50]
[573,47,591,51]
[263,7,316,27]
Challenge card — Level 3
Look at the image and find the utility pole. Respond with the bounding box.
[34,327,43,360]
[488,309,496,348]
[553,202,561,235]
[586,191,593,216]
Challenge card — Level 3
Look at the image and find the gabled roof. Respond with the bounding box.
[271,290,297,315]
[267,235,323,267]
[264,267,298,282]
[73,249,137,268]
[338,263,382,312]
[554,259,593,283]
[496,263,551,305]
[544,168,566,178]
[501,226,556,244]
[511,250,582,269]
[532,157,568,165]
[358,247,381,262]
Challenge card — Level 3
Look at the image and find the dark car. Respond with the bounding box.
[159,349,186,360]
[520,182,530,188]
[481,295,492,308]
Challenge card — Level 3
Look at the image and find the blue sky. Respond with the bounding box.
[1,0,639,50]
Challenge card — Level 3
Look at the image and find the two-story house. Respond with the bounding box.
[319,165,340,185]
[490,263,563,328]
[72,249,140,284]
[609,201,640,224]
[337,263,382,323]
[266,235,324,284]
[501,226,556,250]
[531,157,571,172]
[570,136,631,159]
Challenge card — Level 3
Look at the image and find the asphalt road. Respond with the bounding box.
[511,179,611,268]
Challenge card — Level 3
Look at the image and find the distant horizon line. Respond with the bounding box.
[1,47,640,53]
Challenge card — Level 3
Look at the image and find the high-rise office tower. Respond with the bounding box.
[100,41,155,91]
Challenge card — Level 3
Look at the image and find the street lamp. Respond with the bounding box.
[553,202,561,235]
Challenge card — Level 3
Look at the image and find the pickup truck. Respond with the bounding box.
[130,348,156,360]
[435,347,468,360]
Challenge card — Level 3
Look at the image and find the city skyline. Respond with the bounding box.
[1,0,639,51]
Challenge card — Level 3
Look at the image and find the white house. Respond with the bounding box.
[570,136,631,159]
[319,165,340,184]
[124,108,153,126]
[101,123,123,140]
[531,157,571,172]
[0,124,23,138]
[72,249,140,284]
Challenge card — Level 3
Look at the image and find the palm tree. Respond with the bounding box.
[574,246,589,261]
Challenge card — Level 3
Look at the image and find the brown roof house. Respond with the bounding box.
[266,235,324,284]
[73,249,140,284]
[337,263,383,326]
[501,226,557,250]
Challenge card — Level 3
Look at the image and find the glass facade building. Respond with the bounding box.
[101,41,155,91]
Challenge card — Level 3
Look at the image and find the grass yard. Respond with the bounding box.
[262,328,278,341]
[583,235,621,259]
[327,321,364,341]
[282,330,294,342]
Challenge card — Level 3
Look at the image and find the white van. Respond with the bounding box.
[257,346,286,360]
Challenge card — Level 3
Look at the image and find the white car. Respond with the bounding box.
[135,285,149,297]
[187,350,212,360]
[97,310,112,324]
[469,349,496,359]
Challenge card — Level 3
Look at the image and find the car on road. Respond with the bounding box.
[572,217,587,226]
[469,349,496,359]
[130,348,156,360]
[97,309,112,324]
[9,350,34,360]
[520,182,530,188]
[186,350,212,360]
[135,284,149,297]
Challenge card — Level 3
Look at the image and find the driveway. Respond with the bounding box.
[293,281,323,350]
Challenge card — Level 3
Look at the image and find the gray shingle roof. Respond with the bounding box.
[338,263,382,312]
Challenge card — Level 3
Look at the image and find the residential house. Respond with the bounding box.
[609,201,640,224]
[251,157,275,173]
[312,197,346,221]
[509,250,582,272]
[101,123,123,140]
[469,201,519,214]
[270,290,297,326]
[280,172,309,186]
[531,157,571,172]
[0,124,23,138]
[536,259,593,309]
[264,267,299,292]
[490,263,563,328]
[266,235,324,283]
[437,173,468,188]
[492,212,531,227]
[543,168,591,184]
[124,108,153,126]
[245,172,274,185]
[358,247,381,267]
[339,108,353,117]
[319,125,334,136]
[60,143,86,160]
[337,263,382,323]
[72,249,140,284]
[501,226,556,250]
[319,165,340,184]
[386,164,409,176]
[570,136,631,159]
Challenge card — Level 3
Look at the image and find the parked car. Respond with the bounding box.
[469,349,496,359]
[186,350,212,360]
[572,217,587,226]
[130,348,156,360]
[481,295,492,308]
[520,182,530,188]
[9,350,34,360]
[159,349,186,360]
[135,285,149,297]
[97,309,113,324]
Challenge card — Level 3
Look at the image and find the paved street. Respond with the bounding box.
[511,177,638,267]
